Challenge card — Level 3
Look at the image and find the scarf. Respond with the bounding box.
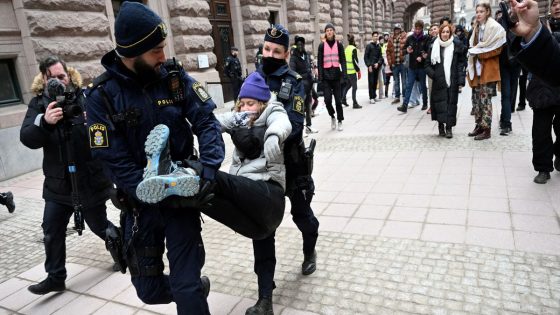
[467,17,506,80]
[431,36,455,87]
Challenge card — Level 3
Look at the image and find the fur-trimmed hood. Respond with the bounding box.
[30,67,83,95]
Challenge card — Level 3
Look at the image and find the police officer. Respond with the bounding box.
[224,46,243,100]
[20,55,118,295]
[84,3,224,314]
[246,24,320,315]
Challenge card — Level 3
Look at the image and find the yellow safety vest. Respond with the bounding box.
[345,45,357,74]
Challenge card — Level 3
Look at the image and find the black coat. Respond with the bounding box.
[364,42,382,67]
[526,31,560,109]
[289,49,313,82]
[20,93,112,207]
[405,33,429,69]
[425,39,466,126]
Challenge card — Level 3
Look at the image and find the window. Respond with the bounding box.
[0,59,22,106]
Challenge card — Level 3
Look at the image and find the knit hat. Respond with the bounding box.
[394,23,402,30]
[264,24,290,48]
[324,23,335,32]
[114,2,168,58]
[238,72,270,102]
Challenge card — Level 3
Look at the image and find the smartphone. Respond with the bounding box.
[499,1,520,29]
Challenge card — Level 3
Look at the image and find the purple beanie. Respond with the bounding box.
[238,72,270,102]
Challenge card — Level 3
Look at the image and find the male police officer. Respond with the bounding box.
[247,24,320,315]
[20,55,118,295]
[85,3,224,314]
[224,46,243,100]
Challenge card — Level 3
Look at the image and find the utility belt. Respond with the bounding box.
[108,188,165,277]
[285,138,316,196]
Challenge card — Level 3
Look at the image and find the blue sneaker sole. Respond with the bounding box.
[136,174,200,204]
[143,125,170,179]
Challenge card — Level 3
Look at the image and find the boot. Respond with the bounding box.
[0,191,15,213]
[533,171,551,184]
[28,277,65,295]
[468,125,483,137]
[245,296,273,315]
[474,128,491,140]
[302,250,317,275]
[397,105,407,113]
[445,126,453,139]
[438,123,445,137]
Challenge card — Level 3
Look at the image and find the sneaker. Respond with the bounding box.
[499,126,512,136]
[331,117,336,130]
[246,296,273,315]
[337,121,343,131]
[408,103,419,109]
[391,98,400,104]
[533,171,551,184]
[143,124,174,179]
[305,126,318,134]
[28,277,65,295]
[136,167,200,204]
[352,104,362,109]
[397,105,407,113]
[370,99,376,104]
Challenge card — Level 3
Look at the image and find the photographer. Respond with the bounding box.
[508,0,560,86]
[20,56,118,295]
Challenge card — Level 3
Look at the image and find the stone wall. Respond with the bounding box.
[286,0,314,51]
[329,0,344,40]
[240,0,269,65]
[22,0,113,84]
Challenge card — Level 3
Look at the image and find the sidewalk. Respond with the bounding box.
[0,73,559,314]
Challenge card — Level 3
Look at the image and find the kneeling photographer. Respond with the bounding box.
[20,56,119,295]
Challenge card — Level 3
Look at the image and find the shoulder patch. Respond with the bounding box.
[287,70,302,81]
[293,95,305,116]
[192,82,211,102]
[89,123,109,148]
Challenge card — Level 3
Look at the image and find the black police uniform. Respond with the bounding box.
[224,53,243,100]
[254,63,320,298]
[20,84,115,285]
[85,50,224,314]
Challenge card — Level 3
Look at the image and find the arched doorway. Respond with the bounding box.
[403,2,426,32]
[392,0,453,29]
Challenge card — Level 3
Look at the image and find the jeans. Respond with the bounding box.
[392,64,406,98]
[403,68,427,107]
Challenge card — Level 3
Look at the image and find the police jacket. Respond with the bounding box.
[364,42,382,67]
[224,55,242,79]
[217,99,291,190]
[20,69,112,207]
[405,33,429,69]
[85,50,225,200]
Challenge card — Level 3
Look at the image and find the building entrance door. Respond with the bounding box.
[209,0,235,102]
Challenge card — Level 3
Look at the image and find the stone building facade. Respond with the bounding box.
[0,0,551,180]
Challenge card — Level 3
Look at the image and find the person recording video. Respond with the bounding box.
[20,56,119,295]
[507,0,560,86]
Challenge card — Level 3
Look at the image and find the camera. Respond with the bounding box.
[46,78,83,119]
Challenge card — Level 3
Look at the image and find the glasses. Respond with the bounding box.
[47,74,67,81]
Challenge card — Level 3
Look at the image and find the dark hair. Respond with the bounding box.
[347,34,356,46]
[414,20,424,29]
[439,16,452,25]
[372,31,379,36]
[39,56,67,76]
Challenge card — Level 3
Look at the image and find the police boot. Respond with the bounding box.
[28,277,65,295]
[302,250,317,275]
[245,296,273,315]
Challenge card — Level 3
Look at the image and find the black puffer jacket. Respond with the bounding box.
[289,49,313,82]
[526,31,560,109]
[425,38,466,126]
[20,70,112,207]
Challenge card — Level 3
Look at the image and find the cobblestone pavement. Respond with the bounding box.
[0,76,559,314]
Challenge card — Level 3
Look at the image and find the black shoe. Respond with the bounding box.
[342,102,349,107]
[201,276,210,298]
[445,127,453,139]
[421,105,428,110]
[517,105,526,111]
[352,104,362,109]
[397,105,407,113]
[555,157,560,172]
[2,191,15,213]
[245,296,273,315]
[302,250,317,275]
[499,127,510,136]
[438,123,445,137]
[533,172,551,184]
[28,277,65,295]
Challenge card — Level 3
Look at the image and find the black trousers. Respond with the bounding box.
[43,201,111,281]
[368,67,380,100]
[532,107,560,172]
[302,79,313,127]
[201,170,285,240]
[342,73,358,105]
[323,79,344,122]
[251,183,319,298]
[517,67,528,109]
[231,78,242,101]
